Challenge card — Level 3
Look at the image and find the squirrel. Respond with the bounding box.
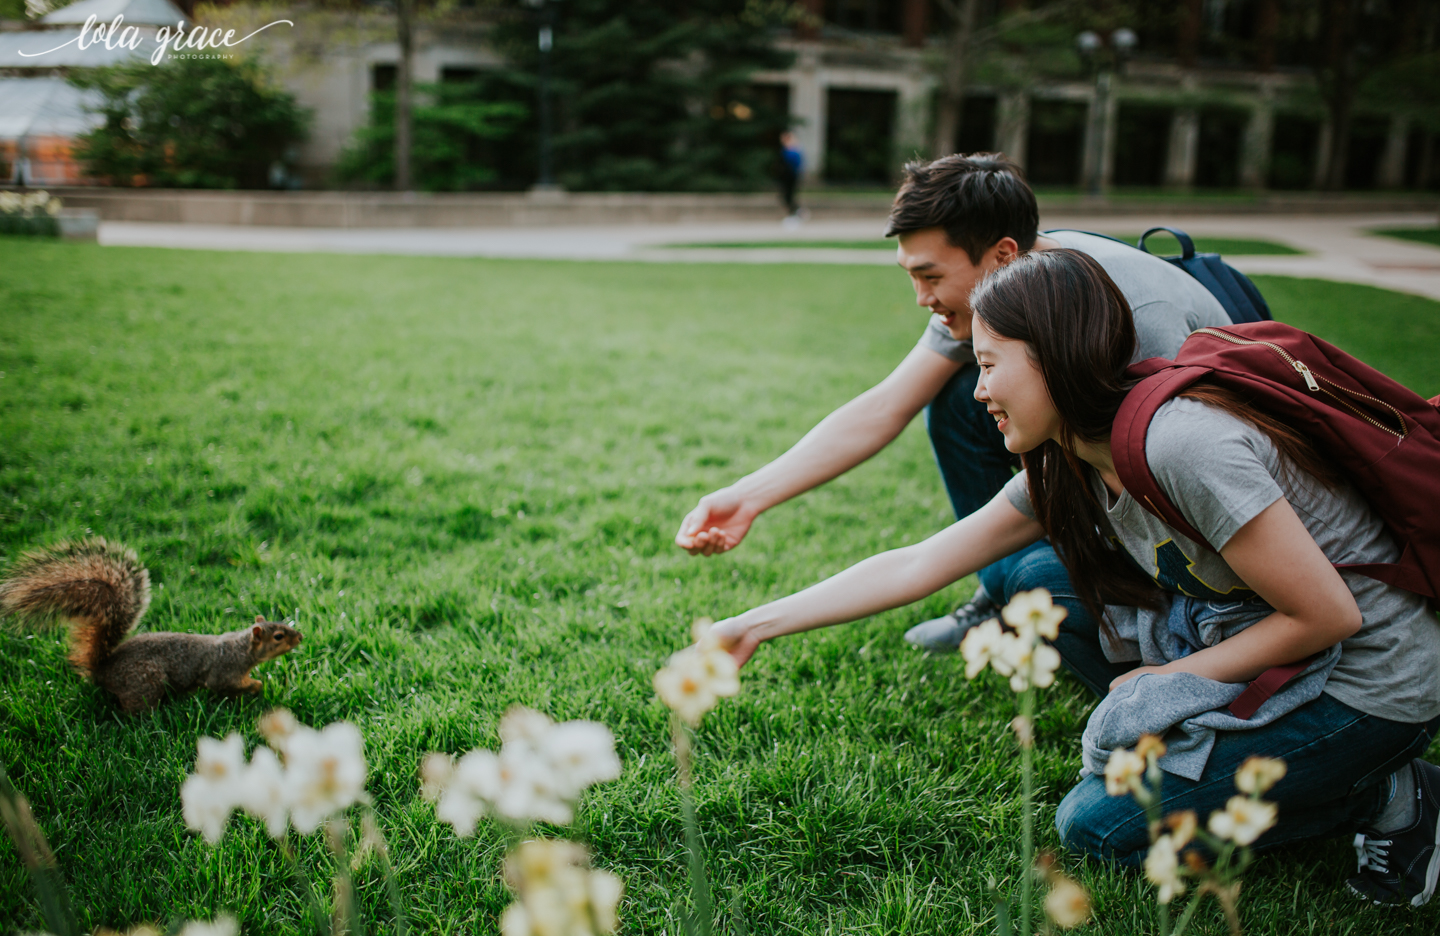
[0,537,302,714]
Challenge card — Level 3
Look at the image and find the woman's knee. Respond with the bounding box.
[1056,778,1148,867]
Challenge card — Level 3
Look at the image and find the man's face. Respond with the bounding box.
[895,228,1019,342]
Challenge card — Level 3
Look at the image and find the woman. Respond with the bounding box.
[710,249,1440,905]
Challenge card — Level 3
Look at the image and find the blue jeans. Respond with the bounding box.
[1057,695,1440,867]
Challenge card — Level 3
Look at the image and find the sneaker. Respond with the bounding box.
[903,586,1000,652]
[1346,758,1440,907]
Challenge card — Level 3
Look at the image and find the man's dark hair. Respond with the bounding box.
[883,153,1039,263]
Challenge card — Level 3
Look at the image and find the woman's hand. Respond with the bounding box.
[694,493,1043,669]
[710,616,763,668]
[1108,664,1165,693]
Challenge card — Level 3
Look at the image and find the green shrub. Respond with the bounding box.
[333,78,529,191]
[69,57,309,189]
[0,213,58,236]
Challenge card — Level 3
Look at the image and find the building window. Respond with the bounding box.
[954,94,997,155]
[1344,115,1391,190]
[1026,99,1086,187]
[823,0,903,34]
[1269,113,1319,190]
[825,88,897,185]
[1195,105,1247,188]
[372,64,397,93]
[1113,103,1170,187]
[441,66,482,85]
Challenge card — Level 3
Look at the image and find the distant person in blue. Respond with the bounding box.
[778,131,803,218]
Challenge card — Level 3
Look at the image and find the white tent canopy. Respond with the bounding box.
[0,77,104,142]
[40,0,188,28]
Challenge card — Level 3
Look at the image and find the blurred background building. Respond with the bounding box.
[1,0,1435,193]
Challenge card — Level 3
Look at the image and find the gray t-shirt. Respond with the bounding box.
[1003,397,1440,724]
[919,230,1231,365]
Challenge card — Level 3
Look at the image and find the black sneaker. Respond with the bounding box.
[903,586,1000,652]
[1346,759,1440,907]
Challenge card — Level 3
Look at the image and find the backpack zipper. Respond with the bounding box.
[1191,328,1407,439]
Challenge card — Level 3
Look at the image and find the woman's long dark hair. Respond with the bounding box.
[970,249,1341,631]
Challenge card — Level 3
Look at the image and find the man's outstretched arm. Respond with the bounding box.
[675,344,963,556]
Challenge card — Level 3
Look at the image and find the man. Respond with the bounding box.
[674,153,1230,666]
[779,131,804,219]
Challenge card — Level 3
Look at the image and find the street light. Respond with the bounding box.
[1076,27,1136,198]
[523,0,560,191]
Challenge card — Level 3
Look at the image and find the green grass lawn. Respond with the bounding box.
[663,234,1304,256]
[1372,227,1440,249]
[2,238,1439,935]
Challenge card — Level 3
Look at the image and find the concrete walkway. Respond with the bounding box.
[98,211,1440,301]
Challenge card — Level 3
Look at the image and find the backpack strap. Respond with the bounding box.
[1138,227,1196,259]
[1227,654,1320,719]
[1338,542,1437,598]
[1113,364,1216,551]
[1116,365,1377,721]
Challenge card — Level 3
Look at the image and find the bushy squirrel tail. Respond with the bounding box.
[0,537,151,676]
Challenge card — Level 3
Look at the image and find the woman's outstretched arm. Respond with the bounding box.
[712,492,1044,666]
[1110,497,1363,691]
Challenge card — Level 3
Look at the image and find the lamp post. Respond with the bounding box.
[524,0,560,192]
[1076,27,1135,198]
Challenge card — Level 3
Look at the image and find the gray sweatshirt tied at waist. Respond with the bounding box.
[1080,594,1340,781]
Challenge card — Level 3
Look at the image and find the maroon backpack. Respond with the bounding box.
[1112,321,1440,717]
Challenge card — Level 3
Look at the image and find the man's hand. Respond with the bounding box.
[675,488,757,556]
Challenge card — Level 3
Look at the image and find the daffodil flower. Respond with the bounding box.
[1104,747,1146,798]
[1001,587,1068,641]
[1235,755,1287,796]
[1043,876,1092,929]
[653,619,740,727]
[1145,833,1187,903]
[1207,794,1277,846]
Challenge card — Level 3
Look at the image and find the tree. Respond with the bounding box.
[333,77,528,191]
[396,0,416,190]
[69,57,308,189]
[929,0,979,161]
[1303,0,1420,190]
[487,0,797,191]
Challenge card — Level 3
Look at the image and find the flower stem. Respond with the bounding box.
[672,714,712,936]
[362,805,410,936]
[326,816,364,936]
[1018,688,1036,936]
[280,832,330,935]
[0,764,80,936]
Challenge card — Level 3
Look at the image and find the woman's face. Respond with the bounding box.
[971,316,1062,454]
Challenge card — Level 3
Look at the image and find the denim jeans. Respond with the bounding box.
[1057,694,1440,868]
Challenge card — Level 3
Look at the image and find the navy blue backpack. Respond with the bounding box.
[1048,226,1273,325]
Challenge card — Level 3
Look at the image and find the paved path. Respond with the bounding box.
[99,211,1440,301]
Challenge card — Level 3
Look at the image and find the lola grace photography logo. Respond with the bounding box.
[20,14,294,66]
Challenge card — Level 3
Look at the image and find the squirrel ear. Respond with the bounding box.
[255,614,266,623]
[252,624,264,639]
